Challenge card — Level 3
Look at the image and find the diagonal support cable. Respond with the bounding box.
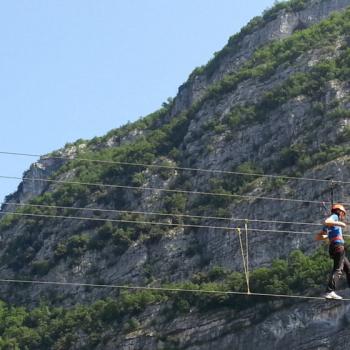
[237,227,250,294]
[244,220,251,294]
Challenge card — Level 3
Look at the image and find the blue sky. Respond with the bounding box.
[0,0,275,202]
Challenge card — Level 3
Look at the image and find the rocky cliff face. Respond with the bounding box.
[96,293,350,350]
[1,0,350,349]
[171,0,350,116]
[1,144,88,212]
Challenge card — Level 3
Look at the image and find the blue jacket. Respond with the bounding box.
[325,213,344,244]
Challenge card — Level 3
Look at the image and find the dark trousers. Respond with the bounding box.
[327,243,350,292]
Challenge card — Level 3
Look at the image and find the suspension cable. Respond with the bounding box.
[0,278,349,302]
[0,211,321,236]
[0,201,323,227]
[0,175,331,205]
[1,150,349,185]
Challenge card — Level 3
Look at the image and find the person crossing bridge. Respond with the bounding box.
[318,204,350,300]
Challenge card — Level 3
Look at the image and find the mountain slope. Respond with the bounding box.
[1,0,350,348]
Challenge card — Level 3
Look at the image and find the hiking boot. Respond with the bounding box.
[325,291,343,300]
